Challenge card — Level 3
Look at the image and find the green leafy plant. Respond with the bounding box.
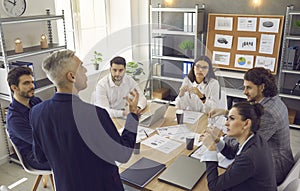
[91,51,103,70]
[295,20,300,28]
[126,61,145,80]
[179,40,194,50]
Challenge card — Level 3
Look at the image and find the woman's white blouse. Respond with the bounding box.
[175,77,220,112]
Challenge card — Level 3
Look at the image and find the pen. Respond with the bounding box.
[144,130,149,137]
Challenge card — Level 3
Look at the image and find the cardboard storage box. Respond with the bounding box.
[153,88,170,99]
[288,109,297,124]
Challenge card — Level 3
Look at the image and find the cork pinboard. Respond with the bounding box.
[206,13,284,74]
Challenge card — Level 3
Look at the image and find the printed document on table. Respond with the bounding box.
[169,133,202,147]
[156,125,191,137]
[118,126,155,141]
[136,126,155,140]
[190,146,234,169]
[183,111,204,124]
[141,134,182,154]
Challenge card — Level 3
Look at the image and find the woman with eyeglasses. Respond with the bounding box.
[201,102,277,191]
[175,55,220,112]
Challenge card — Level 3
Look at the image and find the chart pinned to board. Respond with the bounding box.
[206,13,284,74]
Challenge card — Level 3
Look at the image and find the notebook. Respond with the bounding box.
[120,157,166,188]
[158,155,206,190]
[139,102,168,127]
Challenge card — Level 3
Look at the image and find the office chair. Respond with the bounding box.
[277,151,300,191]
[214,89,228,133]
[90,68,110,104]
[283,179,300,191]
[5,129,55,191]
[218,89,228,110]
[294,150,300,162]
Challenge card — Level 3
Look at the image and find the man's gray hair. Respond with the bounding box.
[42,49,75,86]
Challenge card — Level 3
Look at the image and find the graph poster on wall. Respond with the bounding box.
[206,13,284,74]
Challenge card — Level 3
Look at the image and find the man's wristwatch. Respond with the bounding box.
[200,94,206,101]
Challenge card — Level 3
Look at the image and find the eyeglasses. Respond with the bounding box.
[195,64,209,70]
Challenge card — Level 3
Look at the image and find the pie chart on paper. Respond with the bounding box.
[237,57,246,66]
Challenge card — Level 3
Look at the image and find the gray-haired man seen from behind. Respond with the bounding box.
[30,49,139,191]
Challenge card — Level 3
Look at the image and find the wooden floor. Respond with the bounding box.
[0,128,300,191]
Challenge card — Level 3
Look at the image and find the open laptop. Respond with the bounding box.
[158,155,206,190]
[139,102,169,127]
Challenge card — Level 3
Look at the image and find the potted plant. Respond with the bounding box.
[126,61,145,80]
[179,40,194,58]
[91,51,103,70]
[295,20,300,28]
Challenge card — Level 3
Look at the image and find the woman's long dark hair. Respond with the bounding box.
[187,55,216,84]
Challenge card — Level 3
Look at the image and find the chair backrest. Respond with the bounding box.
[283,179,300,191]
[5,129,30,171]
[218,89,228,110]
[278,159,300,191]
[5,129,52,175]
[294,150,300,162]
[90,68,110,104]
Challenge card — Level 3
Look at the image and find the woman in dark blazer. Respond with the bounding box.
[201,102,277,191]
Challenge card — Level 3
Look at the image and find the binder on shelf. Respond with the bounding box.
[193,12,204,33]
[183,62,192,78]
[284,46,298,70]
[184,13,193,32]
[153,63,163,76]
[153,36,163,56]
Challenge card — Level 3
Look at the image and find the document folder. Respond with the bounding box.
[120,157,166,188]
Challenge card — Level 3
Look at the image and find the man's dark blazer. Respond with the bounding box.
[30,93,138,191]
[206,134,277,191]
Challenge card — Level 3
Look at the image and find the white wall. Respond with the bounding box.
[131,0,149,61]
[54,0,75,50]
[71,0,107,58]
[78,0,135,102]
[106,0,132,60]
